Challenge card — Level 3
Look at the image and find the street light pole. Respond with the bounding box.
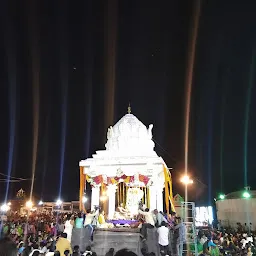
[180,175,193,202]
[180,175,193,221]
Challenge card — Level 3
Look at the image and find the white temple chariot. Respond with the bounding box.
[79,107,175,219]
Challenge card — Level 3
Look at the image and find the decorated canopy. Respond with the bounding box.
[79,111,166,187]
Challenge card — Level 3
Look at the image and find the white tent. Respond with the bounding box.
[216,190,256,228]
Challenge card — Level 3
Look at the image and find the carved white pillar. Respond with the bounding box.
[107,184,117,219]
[91,186,100,211]
[149,186,157,211]
[156,187,164,212]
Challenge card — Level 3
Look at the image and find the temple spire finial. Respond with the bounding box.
[128,103,131,114]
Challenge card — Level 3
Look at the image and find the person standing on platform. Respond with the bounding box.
[157,221,169,256]
[75,213,84,229]
[84,209,99,241]
[138,208,155,241]
[153,210,167,228]
[175,218,186,256]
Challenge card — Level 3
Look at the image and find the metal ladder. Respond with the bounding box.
[176,201,198,256]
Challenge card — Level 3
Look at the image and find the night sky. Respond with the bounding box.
[1,0,256,205]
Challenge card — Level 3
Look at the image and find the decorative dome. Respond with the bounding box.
[105,113,155,156]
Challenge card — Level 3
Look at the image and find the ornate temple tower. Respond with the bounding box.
[79,108,174,218]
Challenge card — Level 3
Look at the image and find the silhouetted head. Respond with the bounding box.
[115,249,137,256]
[61,233,68,239]
[0,237,17,256]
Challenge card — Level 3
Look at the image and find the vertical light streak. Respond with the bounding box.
[104,0,118,130]
[219,68,230,192]
[2,3,17,202]
[184,0,201,176]
[27,0,40,200]
[184,1,201,208]
[84,0,93,158]
[59,73,68,198]
[207,99,214,205]
[244,50,255,187]
[219,84,226,192]
[41,112,50,198]
[5,54,16,203]
[58,3,69,198]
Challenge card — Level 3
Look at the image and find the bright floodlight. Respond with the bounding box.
[56,199,63,206]
[243,191,251,198]
[0,204,10,212]
[26,200,33,209]
[38,201,43,206]
[219,194,225,200]
[180,175,193,185]
[82,196,87,203]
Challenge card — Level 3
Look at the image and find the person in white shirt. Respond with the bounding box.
[84,209,99,241]
[157,221,169,256]
[138,208,155,241]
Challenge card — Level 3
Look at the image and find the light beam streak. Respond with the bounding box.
[27,0,40,200]
[41,111,50,198]
[84,0,93,158]
[104,0,118,130]
[184,0,201,215]
[219,70,229,192]
[243,50,255,187]
[184,0,201,177]
[1,2,17,203]
[58,3,69,198]
[59,76,68,198]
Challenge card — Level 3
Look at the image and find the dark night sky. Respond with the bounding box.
[1,0,256,205]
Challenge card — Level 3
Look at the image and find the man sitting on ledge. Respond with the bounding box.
[138,208,155,241]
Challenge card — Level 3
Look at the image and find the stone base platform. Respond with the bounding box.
[72,227,161,256]
[92,231,141,256]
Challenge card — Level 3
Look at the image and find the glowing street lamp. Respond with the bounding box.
[180,175,193,185]
[242,191,251,198]
[0,204,10,212]
[26,200,33,209]
[56,199,63,206]
[219,194,225,200]
[38,201,43,206]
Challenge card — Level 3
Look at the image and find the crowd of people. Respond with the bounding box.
[195,222,256,256]
[0,211,97,256]
[0,235,143,256]
[1,207,256,256]
[0,207,183,256]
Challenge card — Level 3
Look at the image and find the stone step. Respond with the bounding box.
[93,241,139,248]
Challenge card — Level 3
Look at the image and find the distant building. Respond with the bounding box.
[38,201,80,212]
[216,188,256,228]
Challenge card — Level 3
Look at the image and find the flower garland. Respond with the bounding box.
[86,174,150,186]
